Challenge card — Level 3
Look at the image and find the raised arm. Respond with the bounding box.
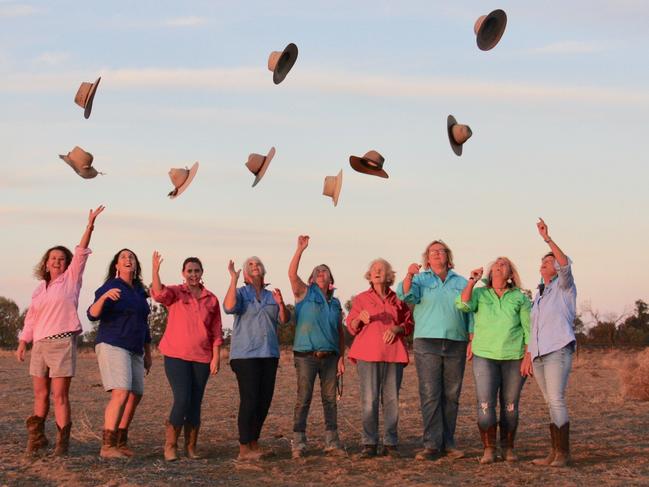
[461,267,483,304]
[151,251,164,296]
[401,263,422,295]
[272,288,289,324]
[79,205,105,249]
[223,260,241,312]
[537,218,568,267]
[288,235,309,301]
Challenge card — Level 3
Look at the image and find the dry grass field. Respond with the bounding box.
[1,348,648,486]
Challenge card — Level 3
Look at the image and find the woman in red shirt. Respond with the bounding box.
[346,258,413,458]
[151,252,223,461]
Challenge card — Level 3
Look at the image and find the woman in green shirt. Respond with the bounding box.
[457,257,532,465]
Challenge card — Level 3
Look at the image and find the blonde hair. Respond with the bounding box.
[422,240,454,270]
[363,258,396,287]
[485,257,523,289]
[242,256,266,285]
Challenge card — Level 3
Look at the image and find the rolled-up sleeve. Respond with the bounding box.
[456,291,477,313]
[151,285,179,306]
[19,305,35,343]
[558,264,575,290]
[67,246,92,285]
[396,277,421,305]
[87,287,109,321]
[223,288,245,315]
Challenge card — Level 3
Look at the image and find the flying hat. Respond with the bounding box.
[168,162,199,199]
[349,150,389,178]
[474,9,507,51]
[245,147,276,187]
[447,115,473,156]
[323,169,343,207]
[268,43,298,84]
[74,77,101,119]
[59,146,104,179]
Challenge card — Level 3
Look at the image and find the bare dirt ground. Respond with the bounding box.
[1,348,648,486]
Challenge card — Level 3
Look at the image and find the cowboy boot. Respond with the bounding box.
[184,423,201,459]
[53,423,72,456]
[25,415,49,456]
[116,428,135,457]
[100,429,126,459]
[532,423,557,466]
[500,422,519,462]
[478,425,497,464]
[551,423,570,467]
[164,421,182,462]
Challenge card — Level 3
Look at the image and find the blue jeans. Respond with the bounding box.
[356,360,404,446]
[532,345,573,427]
[293,354,338,434]
[164,356,210,427]
[414,338,467,450]
[472,356,526,433]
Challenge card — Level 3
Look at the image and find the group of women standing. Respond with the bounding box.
[15,209,576,468]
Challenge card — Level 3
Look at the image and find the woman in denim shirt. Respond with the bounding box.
[529,219,576,467]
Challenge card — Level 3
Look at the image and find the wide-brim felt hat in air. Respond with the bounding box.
[447,115,473,157]
[59,146,102,179]
[74,77,101,119]
[245,147,276,187]
[474,9,507,51]
[349,150,389,178]
[168,161,199,199]
[268,43,298,84]
[322,169,343,207]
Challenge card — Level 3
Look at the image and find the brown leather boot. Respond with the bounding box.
[478,425,497,464]
[25,415,48,456]
[53,423,72,456]
[116,428,135,457]
[184,423,201,459]
[100,429,126,459]
[500,423,518,462]
[532,423,557,466]
[164,421,182,462]
[551,423,570,467]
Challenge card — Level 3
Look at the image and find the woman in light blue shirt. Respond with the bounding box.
[224,256,288,461]
[529,218,576,468]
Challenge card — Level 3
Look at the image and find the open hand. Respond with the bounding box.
[88,205,105,226]
[228,260,241,280]
[102,288,121,302]
[152,251,163,272]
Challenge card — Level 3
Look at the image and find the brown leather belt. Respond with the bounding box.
[294,350,337,359]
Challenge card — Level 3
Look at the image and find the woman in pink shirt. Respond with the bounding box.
[346,258,413,458]
[15,206,104,456]
[151,251,223,462]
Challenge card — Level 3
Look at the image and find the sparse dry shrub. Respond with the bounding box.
[618,348,649,401]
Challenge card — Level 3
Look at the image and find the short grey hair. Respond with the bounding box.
[242,256,266,284]
[364,258,396,287]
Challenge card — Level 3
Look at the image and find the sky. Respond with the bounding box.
[1,0,648,331]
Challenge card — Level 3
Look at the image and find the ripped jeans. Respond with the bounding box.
[472,355,526,432]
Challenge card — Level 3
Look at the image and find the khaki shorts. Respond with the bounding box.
[30,336,77,378]
[95,342,145,395]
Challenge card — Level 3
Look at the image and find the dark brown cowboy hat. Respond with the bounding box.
[447,115,473,156]
[268,43,298,84]
[59,146,104,179]
[245,147,276,187]
[474,9,507,51]
[349,150,389,178]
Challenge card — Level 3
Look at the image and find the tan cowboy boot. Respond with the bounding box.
[500,423,519,462]
[184,423,201,459]
[532,423,557,466]
[54,423,72,456]
[478,425,497,464]
[100,429,127,459]
[164,421,182,462]
[116,428,135,457]
[25,415,49,456]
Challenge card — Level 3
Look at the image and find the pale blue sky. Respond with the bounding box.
[1,0,648,329]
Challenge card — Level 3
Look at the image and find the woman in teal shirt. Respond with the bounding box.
[457,257,532,465]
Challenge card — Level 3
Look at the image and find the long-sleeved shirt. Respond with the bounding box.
[529,263,577,358]
[346,287,413,364]
[396,269,472,341]
[152,284,223,363]
[20,246,92,343]
[456,287,531,360]
[224,284,281,360]
[294,284,342,354]
[88,278,151,355]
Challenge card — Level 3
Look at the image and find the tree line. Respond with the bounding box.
[1,295,648,350]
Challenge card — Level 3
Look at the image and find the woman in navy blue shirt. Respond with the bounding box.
[88,249,151,459]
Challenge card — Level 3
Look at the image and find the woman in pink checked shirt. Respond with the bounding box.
[346,258,413,458]
[15,206,105,457]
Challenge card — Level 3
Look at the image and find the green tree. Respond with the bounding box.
[617,300,649,346]
[277,304,296,346]
[0,297,25,348]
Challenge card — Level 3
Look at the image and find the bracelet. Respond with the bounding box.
[544,238,551,243]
